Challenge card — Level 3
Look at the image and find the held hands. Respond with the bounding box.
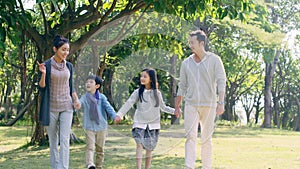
[114,115,122,124]
[174,107,181,118]
[37,61,46,74]
[74,100,81,110]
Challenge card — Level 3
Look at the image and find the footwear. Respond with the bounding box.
[87,164,96,169]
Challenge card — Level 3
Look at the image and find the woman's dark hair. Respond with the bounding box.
[138,68,159,107]
[86,75,103,91]
[53,35,70,49]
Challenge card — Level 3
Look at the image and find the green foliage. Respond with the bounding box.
[145,0,253,21]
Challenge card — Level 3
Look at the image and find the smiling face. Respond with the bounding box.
[140,71,151,89]
[189,35,203,55]
[53,43,70,62]
[85,79,100,94]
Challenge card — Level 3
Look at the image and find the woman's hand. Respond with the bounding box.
[74,100,81,110]
[37,61,46,74]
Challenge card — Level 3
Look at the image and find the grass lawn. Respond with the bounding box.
[1,124,300,169]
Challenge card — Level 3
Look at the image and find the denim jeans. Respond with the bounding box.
[46,110,73,169]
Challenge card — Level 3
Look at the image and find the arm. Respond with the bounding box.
[216,91,225,115]
[215,57,226,115]
[102,95,117,120]
[72,92,79,102]
[114,90,138,124]
[158,91,175,114]
[37,61,46,88]
[174,62,186,118]
[174,96,182,118]
[117,90,138,118]
[72,92,81,109]
[74,95,82,110]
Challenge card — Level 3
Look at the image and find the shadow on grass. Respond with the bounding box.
[103,154,186,169]
[1,126,33,138]
[0,142,49,156]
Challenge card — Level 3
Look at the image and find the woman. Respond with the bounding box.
[38,35,79,169]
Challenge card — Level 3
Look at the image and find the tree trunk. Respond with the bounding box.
[30,95,47,145]
[262,50,279,128]
[273,95,279,127]
[263,64,273,128]
[17,33,26,112]
[169,55,179,124]
[294,97,300,131]
[103,69,115,108]
[223,92,234,121]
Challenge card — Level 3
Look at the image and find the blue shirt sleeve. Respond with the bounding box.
[101,94,117,120]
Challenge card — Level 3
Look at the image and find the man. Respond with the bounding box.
[174,30,226,169]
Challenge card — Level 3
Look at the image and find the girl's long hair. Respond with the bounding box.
[138,68,159,107]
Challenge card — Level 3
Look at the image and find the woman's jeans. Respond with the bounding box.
[46,110,73,169]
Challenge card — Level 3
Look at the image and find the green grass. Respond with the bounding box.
[1,125,300,169]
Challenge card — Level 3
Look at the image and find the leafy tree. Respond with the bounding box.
[0,0,253,144]
[259,0,300,128]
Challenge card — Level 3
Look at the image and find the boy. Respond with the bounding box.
[74,75,117,169]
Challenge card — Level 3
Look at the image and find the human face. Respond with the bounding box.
[85,79,100,94]
[189,36,203,55]
[140,71,151,89]
[53,43,70,62]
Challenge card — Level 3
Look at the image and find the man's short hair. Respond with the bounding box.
[190,30,207,44]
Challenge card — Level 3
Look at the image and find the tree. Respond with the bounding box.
[0,0,253,144]
[260,0,300,128]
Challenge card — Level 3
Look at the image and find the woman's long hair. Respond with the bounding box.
[138,68,159,107]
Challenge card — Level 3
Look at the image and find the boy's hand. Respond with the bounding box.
[74,100,81,110]
[114,115,122,124]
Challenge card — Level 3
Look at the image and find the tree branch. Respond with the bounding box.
[38,3,49,36]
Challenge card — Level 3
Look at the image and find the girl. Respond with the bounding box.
[74,75,117,169]
[37,35,80,169]
[114,68,176,169]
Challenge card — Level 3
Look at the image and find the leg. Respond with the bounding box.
[184,105,199,169]
[86,130,96,167]
[57,110,73,169]
[46,112,59,169]
[136,143,143,169]
[95,130,107,169]
[145,150,152,169]
[199,107,216,169]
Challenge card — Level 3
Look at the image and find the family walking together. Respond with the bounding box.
[38,29,226,169]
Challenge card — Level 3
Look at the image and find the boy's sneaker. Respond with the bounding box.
[87,164,96,169]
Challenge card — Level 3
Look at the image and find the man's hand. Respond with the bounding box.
[174,107,181,118]
[216,104,225,115]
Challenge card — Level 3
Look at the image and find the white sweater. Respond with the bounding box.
[177,52,226,107]
[117,89,175,130]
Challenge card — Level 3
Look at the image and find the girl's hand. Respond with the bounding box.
[37,61,46,74]
[174,107,181,118]
[114,115,122,124]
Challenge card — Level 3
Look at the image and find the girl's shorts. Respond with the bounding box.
[132,126,160,151]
